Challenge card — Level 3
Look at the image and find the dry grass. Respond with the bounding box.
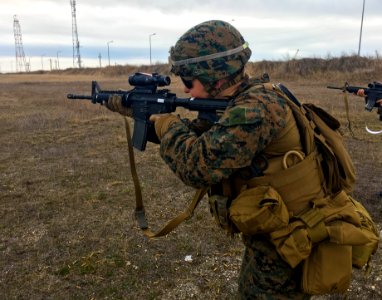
[0,57,381,299]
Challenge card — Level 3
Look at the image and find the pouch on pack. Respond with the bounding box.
[302,242,352,294]
[229,185,289,235]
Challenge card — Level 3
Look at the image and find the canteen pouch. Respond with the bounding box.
[302,242,352,294]
[229,185,289,235]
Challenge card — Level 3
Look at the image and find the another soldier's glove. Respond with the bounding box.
[105,94,133,117]
[151,114,180,140]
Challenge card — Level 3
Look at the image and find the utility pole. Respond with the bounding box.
[358,0,366,56]
[149,33,156,65]
[70,0,82,68]
[41,54,45,70]
[107,40,113,66]
[56,51,61,70]
[13,15,29,72]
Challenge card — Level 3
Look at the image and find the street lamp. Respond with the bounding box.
[107,40,113,66]
[56,51,61,70]
[149,33,156,65]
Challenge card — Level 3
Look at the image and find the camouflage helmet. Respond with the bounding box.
[169,20,252,95]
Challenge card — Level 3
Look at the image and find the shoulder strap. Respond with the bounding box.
[263,83,317,156]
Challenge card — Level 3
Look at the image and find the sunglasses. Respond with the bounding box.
[181,77,193,89]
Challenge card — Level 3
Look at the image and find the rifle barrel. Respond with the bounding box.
[67,94,92,100]
[327,86,343,90]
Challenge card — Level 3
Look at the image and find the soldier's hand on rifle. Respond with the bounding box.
[356,90,382,118]
[104,94,133,117]
[356,89,382,104]
[149,114,180,140]
[356,89,366,97]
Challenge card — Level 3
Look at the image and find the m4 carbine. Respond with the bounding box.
[67,72,230,150]
[327,81,382,113]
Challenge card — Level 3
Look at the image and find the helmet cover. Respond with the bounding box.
[169,20,252,89]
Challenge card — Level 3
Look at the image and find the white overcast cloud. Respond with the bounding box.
[0,0,381,72]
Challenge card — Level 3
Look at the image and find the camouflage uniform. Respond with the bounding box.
[159,75,310,299]
[239,236,309,300]
[159,77,288,188]
[137,20,309,299]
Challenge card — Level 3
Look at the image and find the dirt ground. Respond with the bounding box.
[0,72,381,299]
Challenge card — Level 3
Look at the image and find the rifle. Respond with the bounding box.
[67,72,230,150]
[327,81,382,113]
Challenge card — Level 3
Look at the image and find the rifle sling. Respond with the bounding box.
[123,117,208,238]
[343,92,355,137]
[123,117,147,228]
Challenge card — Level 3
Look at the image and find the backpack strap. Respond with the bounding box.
[263,83,317,156]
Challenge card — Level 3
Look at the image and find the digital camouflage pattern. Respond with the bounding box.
[159,77,289,188]
[169,20,252,92]
[158,77,309,298]
[239,235,310,300]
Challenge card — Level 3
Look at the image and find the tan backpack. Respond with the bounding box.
[228,82,379,295]
[259,83,379,294]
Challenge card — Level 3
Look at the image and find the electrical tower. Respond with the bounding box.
[70,0,82,68]
[13,15,30,72]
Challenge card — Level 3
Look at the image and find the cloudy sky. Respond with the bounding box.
[0,0,381,73]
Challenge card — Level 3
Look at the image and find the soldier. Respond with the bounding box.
[149,20,309,299]
[106,20,378,299]
[106,19,310,299]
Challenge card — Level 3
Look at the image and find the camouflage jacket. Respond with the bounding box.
[159,77,290,188]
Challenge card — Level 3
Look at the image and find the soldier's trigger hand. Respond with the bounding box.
[150,114,180,140]
[105,94,133,117]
